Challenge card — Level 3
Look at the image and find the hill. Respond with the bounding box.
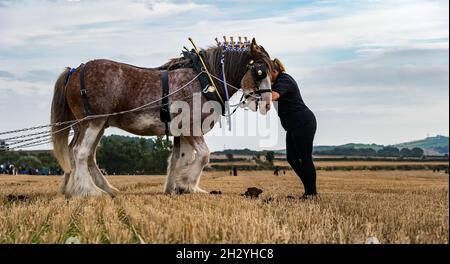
[313,143,384,153]
[394,135,448,154]
[213,135,449,156]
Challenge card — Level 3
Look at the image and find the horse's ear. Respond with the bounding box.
[250,38,261,56]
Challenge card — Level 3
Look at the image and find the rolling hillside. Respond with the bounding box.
[313,135,448,155]
[213,135,449,156]
[394,135,448,155]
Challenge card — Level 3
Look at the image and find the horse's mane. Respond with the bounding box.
[158,44,273,88]
[206,45,273,90]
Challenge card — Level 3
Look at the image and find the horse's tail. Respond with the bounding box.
[51,67,73,173]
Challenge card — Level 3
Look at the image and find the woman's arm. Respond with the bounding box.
[272,91,280,101]
[272,74,290,101]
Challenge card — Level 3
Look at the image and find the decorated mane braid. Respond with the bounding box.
[215,36,252,52]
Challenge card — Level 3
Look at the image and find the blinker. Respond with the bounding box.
[254,65,267,81]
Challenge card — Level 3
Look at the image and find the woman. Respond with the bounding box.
[271,58,318,198]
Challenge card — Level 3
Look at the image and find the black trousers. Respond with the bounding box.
[285,114,317,195]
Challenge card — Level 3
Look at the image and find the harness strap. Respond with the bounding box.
[160,70,171,142]
[182,50,226,115]
[79,63,92,117]
[64,68,76,87]
[220,52,232,130]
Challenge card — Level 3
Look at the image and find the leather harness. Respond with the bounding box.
[155,51,225,141]
[181,50,226,114]
[159,70,171,141]
[79,63,92,117]
[72,50,256,141]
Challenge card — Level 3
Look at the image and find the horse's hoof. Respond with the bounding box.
[174,186,190,194]
[194,187,208,194]
[66,186,108,198]
[105,186,120,197]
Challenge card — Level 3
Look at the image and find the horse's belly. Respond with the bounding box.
[111,113,166,136]
[109,103,222,137]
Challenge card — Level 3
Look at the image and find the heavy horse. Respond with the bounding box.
[51,38,273,197]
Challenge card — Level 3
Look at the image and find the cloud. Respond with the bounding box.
[144,0,209,15]
[246,0,449,55]
[0,0,213,47]
[22,70,59,83]
[0,70,14,79]
[298,65,449,134]
[302,64,448,95]
[0,0,448,149]
[0,77,50,94]
[0,69,57,94]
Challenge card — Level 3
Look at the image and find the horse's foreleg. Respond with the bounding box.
[188,136,209,193]
[175,136,209,194]
[65,121,107,198]
[169,137,196,194]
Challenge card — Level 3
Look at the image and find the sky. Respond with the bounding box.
[0,0,448,151]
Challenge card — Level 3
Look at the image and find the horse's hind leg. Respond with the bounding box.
[65,120,107,198]
[88,123,119,197]
[60,125,78,195]
[60,135,74,194]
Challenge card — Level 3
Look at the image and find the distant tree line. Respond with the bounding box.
[0,135,172,175]
[313,146,424,157]
[0,151,61,175]
[96,135,172,175]
[214,148,259,156]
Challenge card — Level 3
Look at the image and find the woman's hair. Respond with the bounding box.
[272,58,286,72]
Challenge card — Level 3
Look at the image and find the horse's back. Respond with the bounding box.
[65,59,162,120]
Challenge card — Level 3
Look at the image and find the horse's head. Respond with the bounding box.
[239,38,273,115]
[203,37,273,115]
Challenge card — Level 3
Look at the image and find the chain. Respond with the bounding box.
[0,72,202,138]
[2,129,53,142]
[0,120,78,136]
[0,69,265,151]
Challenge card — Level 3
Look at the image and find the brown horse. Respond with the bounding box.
[51,38,273,197]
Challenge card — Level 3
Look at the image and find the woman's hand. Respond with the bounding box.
[272,91,280,101]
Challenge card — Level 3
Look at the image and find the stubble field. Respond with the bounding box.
[0,170,448,244]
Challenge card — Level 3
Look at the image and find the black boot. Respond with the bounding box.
[299,191,318,200]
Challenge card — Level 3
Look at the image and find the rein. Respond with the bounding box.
[220,45,232,130]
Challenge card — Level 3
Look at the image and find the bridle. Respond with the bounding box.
[244,59,272,100]
[218,59,272,116]
[217,45,273,119]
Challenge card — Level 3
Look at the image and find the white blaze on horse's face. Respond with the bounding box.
[258,75,272,115]
[246,100,257,112]
[242,75,272,115]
